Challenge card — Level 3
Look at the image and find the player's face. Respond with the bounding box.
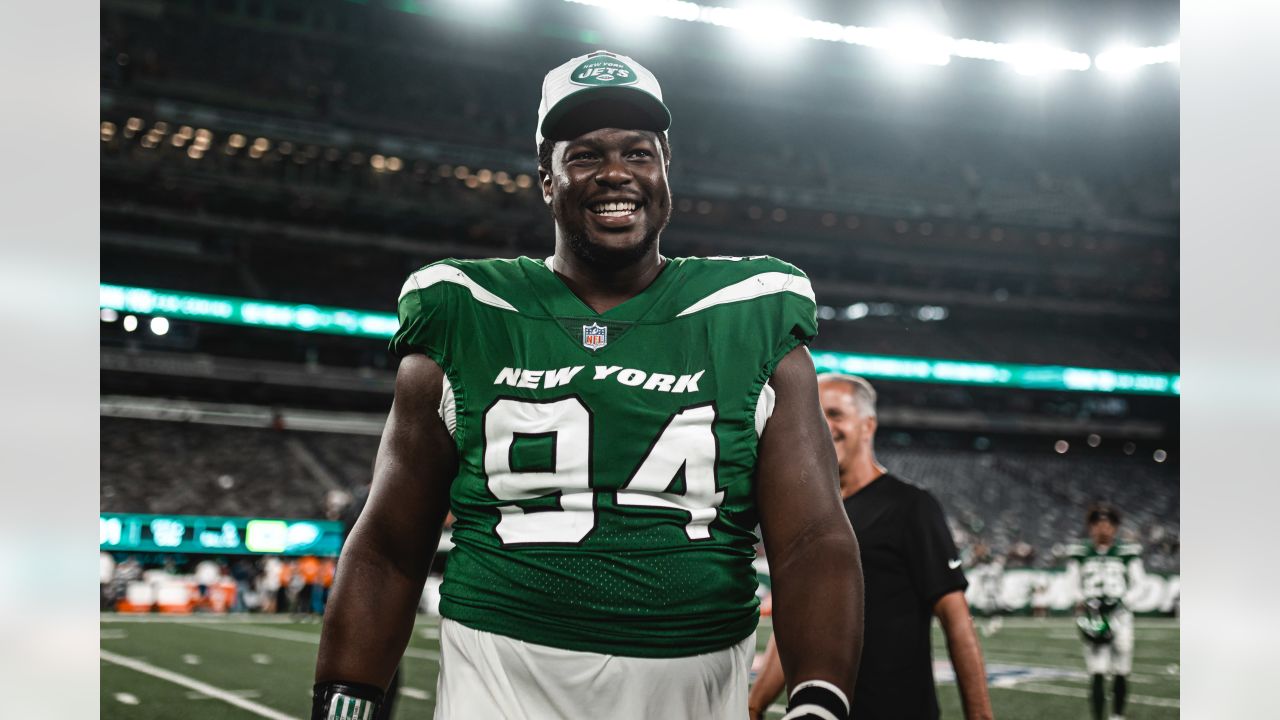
[541,128,672,270]
[1089,518,1117,546]
[819,381,875,472]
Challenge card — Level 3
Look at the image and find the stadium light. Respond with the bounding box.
[149,317,170,336]
[843,302,869,320]
[122,315,138,332]
[1095,41,1180,74]
[562,0,1123,74]
[1002,41,1092,75]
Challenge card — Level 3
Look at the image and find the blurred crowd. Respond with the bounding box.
[881,448,1180,573]
[98,3,1177,230]
[101,551,339,615]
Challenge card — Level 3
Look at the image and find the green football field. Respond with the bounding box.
[101,614,1179,719]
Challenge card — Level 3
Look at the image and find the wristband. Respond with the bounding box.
[780,680,850,720]
[312,680,384,720]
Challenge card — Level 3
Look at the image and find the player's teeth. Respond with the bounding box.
[593,202,636,214]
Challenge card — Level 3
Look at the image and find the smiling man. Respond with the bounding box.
[312,51,864,720]
[750,375,993,720]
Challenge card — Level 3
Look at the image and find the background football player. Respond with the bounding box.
[1065,503,1146,720]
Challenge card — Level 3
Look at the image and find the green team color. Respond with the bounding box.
[390,255,816,657]
[1066,541,1143,604]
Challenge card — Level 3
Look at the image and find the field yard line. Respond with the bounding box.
[973,617,1180,630]
[181,621,441,661]
[1002,682,1179,708]
[101,649,301,720]
[102,614,303,624]
[981,651,1174,676]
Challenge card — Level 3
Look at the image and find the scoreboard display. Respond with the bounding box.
[100,513,343,556]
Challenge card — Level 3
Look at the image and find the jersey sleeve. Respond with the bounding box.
[761,259,818,373]
[904,489,969,606]
[388,265,453,364]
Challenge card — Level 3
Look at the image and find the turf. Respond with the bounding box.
[101,614,1178,719]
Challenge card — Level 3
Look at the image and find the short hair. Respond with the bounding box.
[816,373,877,419]
[1086,502,1122,526]
[537,131,671,173]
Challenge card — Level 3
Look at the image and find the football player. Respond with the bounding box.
[312,50,864,720]
[1065,503,1145,720]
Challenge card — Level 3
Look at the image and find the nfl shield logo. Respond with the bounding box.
[582,322,607,351]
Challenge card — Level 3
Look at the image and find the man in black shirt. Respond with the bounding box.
[750,374,993,720]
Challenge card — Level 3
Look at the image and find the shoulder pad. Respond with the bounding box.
[672,256,814,318]
[398,259,521,313]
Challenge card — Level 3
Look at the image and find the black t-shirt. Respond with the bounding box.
[844,473,968,720]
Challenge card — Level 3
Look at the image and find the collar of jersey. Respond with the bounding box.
[525,255,682,322]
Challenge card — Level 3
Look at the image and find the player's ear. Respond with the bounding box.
[539,167,553,206]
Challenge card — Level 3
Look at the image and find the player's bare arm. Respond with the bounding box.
[934,590,995,720]
[756,346,864,711]
[747,634,785,720]
[314,354,457,703]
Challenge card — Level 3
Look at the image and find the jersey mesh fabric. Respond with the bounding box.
[390,256,817,657]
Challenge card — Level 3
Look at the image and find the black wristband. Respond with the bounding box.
[312,681,384,720]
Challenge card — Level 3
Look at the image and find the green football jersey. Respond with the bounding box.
[389,255,816,658]
[1066,541,1143,605]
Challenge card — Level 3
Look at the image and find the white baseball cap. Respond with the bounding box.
[535,50,671,147]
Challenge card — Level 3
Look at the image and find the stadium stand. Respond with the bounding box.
[881,448,1180,573]
[100,417,377,519]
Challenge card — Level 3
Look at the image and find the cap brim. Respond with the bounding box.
[539,86,671,143]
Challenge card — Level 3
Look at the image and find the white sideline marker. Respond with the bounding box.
[187,689,263,701]
[183,654,201,665]
[114,693,140,705]
[100,649,301,720]
[400,687,431,701]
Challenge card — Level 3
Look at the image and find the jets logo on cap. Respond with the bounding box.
[570,54,638,87]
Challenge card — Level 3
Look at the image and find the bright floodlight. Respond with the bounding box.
[562,0,1106,75]
[122,315,138,332]
[882,27,952,66]
[150,317,170,336]
[844,303,869,320]
[1095,41,1180,74]
[1008,42,1091,75]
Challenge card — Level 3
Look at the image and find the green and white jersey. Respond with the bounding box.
[1065,541,1145,606]
[389,255,816,658]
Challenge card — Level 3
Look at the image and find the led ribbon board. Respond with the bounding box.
[99,513,344,556]
[101,284,1180,396]
[100,284,399,339]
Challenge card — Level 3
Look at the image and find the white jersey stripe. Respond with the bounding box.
[399,265,518,312]
[439,373,458,438]
[675,272,815,317]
